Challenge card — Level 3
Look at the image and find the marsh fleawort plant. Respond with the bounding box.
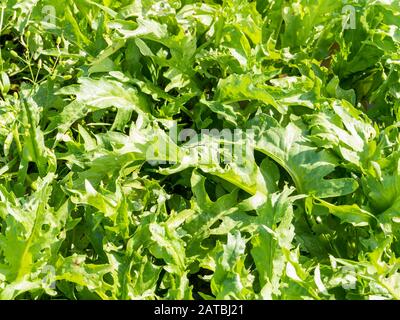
[0,0,400,300]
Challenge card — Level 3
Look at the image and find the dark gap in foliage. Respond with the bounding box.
[188,269,214,300]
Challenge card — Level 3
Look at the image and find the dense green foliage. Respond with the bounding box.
[0,0,400,300]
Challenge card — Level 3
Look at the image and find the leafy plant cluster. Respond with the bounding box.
[0,0,400,300]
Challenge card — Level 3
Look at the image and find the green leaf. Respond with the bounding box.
[211,231,254,299]
[316,199,376,227]
[249,114,358,198]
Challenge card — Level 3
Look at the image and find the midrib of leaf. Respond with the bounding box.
[15,199,46,281]
[13,177,52,283]
[118,257,132,300]
[88,96,138,110]
[23,98,41,170]
[265,229,276,284]
[169,238,185,271]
